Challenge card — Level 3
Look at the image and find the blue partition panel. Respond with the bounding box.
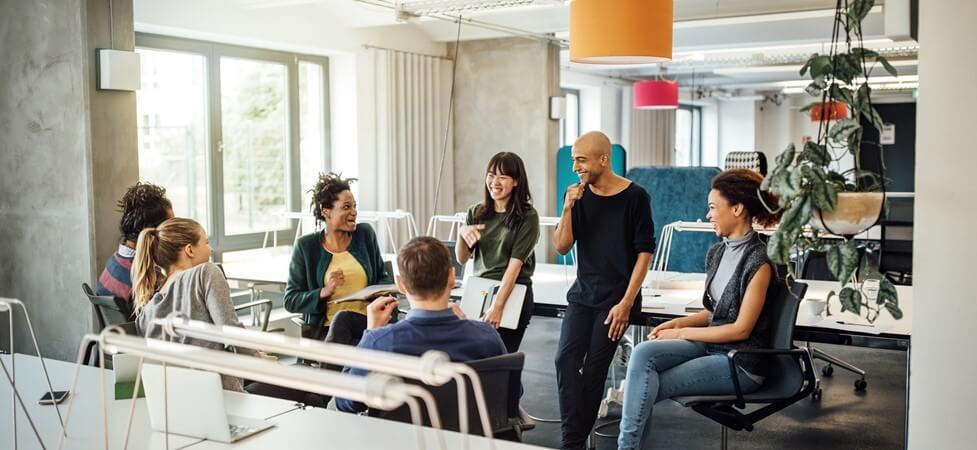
[627,166,722,273]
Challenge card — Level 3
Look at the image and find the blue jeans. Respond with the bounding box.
[618,339,761,450]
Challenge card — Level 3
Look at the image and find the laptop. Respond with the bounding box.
[141,364,276,443]
[441,240,469,288]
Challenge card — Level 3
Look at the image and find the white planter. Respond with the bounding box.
[810,192,884,235]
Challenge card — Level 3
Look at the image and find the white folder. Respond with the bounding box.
[458,276,527,330]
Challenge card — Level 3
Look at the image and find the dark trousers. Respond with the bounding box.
[496,285,535,353]
[554,302,620,449]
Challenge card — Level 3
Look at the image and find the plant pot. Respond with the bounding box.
[810,192,884,235]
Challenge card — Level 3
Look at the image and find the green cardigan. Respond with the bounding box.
[283,223,393,329]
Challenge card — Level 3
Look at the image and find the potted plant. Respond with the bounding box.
[761,0,902,322]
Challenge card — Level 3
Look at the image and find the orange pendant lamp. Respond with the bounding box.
[810,101,848,121]
[570,0,673,65]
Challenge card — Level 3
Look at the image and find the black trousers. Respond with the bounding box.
[496,284,535,353]
[554,302,620,449]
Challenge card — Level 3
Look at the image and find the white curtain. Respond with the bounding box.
[629,109,676,167]
[374,49,455,248]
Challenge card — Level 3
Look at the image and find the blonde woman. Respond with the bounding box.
[132,217,255,391]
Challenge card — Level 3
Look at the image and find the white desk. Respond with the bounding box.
[221,246,399,291]
[0,354,301,450]
[1,354,544,450]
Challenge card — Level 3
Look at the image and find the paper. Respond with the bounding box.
[330,284,400,304]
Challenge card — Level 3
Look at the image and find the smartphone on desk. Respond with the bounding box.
[38,390,70,405]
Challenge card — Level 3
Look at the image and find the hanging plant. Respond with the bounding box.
[761,0,902,322]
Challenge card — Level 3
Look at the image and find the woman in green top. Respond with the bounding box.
[284,173,393,342]
[456,152,540,353]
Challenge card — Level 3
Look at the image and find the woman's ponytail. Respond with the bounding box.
[131,227,160,313]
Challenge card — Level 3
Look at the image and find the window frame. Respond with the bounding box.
[676,103,703,166]
[135,33,331,259]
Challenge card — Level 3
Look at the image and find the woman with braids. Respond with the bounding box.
[132,218,256,392]
[96,182,173,313]
[617,169,783,450]
[284,173,393,346]
[455,152,539,353]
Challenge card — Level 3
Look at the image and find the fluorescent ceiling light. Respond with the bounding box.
[673,6,880,29]
[713,59,918,75]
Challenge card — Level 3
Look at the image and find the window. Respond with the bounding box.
[136,48,210,230]
[559,88,580,148]
[675,104,703,166]
[136,34,330,255]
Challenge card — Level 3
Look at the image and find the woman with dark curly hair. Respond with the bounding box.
[283,173,393,344]
[617,169,782,450]
[95,182,173,313]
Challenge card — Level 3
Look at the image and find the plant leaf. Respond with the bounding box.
[799,54,816,76]
[839,287,862,315]
[781,195,812,238]
[878,277,899,305]
[852,47,879,59]
[849,0,875,24]
[828,84,854,106]
[801,141,830,165]
[805,78,827,97]
[885,303,904,320]
[775,143,796,169]
[861,105,885,135]
[829,118,861,142]
[833,54,861,84]
[809,55,833,79]
[826,240,859,283]
[767,229,792,265]
[877,55,898,77]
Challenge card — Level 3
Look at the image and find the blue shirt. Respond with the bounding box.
[335,307,507,413]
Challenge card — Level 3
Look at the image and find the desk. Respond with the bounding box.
[526,264,912,351]
[1,354,544,450]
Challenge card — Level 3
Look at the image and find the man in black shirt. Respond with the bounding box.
[553,131,655,450]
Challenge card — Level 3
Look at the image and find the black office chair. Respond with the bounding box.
[672,281,816,449]
[798,249,869,391]
[81,283,137,366]
[369,352,534,441]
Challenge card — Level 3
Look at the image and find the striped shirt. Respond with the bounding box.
[96,244,135,307]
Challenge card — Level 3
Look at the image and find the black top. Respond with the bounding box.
[566,182,655,312]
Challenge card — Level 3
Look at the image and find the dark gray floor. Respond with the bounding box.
[517,316,907,450]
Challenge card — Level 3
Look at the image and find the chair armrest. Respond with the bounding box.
[725,348,817,409]
[234,298,273,332]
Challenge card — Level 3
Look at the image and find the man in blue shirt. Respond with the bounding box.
[335,237,507,413]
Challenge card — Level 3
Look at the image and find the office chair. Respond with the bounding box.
[81,283,137,366]
[672,281,816,449]
[723,151,768,176]
[798,249,869,393]
[369,352,534,441]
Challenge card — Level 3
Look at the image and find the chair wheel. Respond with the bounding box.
[811,388,823,400]
[821,364,834,377]
[854,379,867,391]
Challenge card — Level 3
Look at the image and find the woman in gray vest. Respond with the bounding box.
[617,169,781,450]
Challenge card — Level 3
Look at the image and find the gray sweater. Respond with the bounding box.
[135,262,255,391]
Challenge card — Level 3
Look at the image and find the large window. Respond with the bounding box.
[675,104,703,166]
[136,34,330,255]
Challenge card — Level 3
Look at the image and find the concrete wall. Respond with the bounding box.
[451,37,561,217]
[0,0,136,361]
[87,0,141,271]
[907,2,977,448]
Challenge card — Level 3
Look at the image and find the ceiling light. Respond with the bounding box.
[570,0,672,65]
[633,80,679,109]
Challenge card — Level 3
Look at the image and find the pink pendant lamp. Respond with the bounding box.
[633,80,679,109]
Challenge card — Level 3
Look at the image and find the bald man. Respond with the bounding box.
[552,131,655,450]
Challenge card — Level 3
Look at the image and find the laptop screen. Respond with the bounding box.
[441,240,466,281]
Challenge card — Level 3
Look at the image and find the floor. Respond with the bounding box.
[516,316,907,450]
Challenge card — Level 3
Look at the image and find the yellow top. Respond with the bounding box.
[323,251,369,325]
